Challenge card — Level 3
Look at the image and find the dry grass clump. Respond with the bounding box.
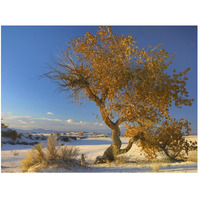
[59,145,79,162]
[150,162,163,172]
[21,144,47,172]
[12,150,19,156]
[21,135,81,172]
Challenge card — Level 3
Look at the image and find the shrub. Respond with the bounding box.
[150,162,162,172]
[12,150,19,156]
[59,145,79,162]
[1,118,8,128]
[21,135,81,172]
[46,135,59,160]
[2,129,21,141]
[55,132,60,137]
[21,149,41,172]
[28,134,33,140]
[68,132,72,137]
[21,143,48,172]
[78,132,83,137]
[34,143,47,163]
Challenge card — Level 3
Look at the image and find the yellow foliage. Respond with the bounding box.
[125,118,197,161]
[46,26,194,158]
[47,26,193,125]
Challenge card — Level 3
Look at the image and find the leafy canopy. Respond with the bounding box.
[47,26,193,126]
[125,118,197,160]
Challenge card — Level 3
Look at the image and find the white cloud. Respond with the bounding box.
[66,119,74,124]
[47,112,54,115]
[1,112,115,133]
[18,120,26,124]
[36,118,62,122]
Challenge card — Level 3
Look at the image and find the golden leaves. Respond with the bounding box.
[125,118,196,160]
[49,26,194,140]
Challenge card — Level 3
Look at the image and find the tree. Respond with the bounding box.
[46,26,194,163]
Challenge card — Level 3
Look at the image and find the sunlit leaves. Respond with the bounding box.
[47,26,194,131]
[125,118,197,161]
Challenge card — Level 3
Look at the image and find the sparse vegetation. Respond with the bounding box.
[1,118,8,128]
[59,145,79,162]
[2,129,21,141]
[12,150,19,156]
[1,119,21,143]
[55,132,60,137]
[21,135,81,172]
[150,162,162,172]
[78,132,83,137]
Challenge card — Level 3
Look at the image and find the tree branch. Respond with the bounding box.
[85,86,102,105]
[101,88,109,103]
[117,138,134,155]
[115,117,126,126]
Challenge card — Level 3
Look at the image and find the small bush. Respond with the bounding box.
[21,135,81,172]
[21,150,41,172]
[78,132,83,137]
[55,132,60,137]
[59,145,79,162]
[34,143,47,163]
[1,118,8,128]
[2,129,21,141]
[68,132,73,137]
[150,162,162,172]
[12,150,19,156]
[46,135,59,160]
[28,134,33,140]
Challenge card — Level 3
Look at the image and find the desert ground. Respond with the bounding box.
[1,132,197,173]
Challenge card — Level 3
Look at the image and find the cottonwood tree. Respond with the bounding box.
[46,26,194,163]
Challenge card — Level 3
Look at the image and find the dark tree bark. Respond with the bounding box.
[93,124,137,164]
[85,85,136,164]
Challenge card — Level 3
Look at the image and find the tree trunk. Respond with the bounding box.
[84,86,135,164]
[94,124,135,164]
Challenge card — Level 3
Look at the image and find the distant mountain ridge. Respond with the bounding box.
[7,127,197,135]
[11,128,60,134]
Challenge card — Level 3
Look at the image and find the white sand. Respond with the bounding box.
[1,136,197,173]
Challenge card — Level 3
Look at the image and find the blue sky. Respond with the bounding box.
[1,26,197,134]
